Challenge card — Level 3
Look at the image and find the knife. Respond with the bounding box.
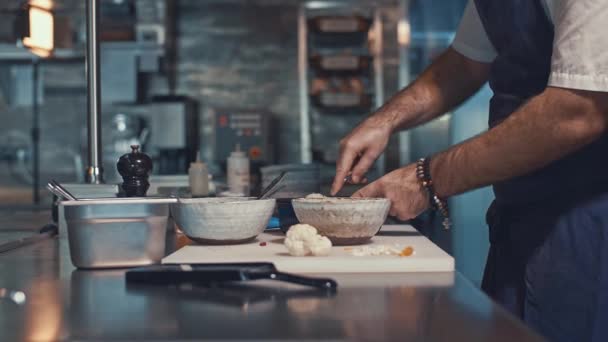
[0,223,58,254]
[126,262,338,290]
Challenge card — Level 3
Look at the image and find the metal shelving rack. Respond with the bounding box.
[298,1,385,178]
[0,45,85,204]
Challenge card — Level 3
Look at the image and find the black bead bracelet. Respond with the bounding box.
[416,157,451,230]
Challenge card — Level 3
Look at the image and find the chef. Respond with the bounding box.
[331,1,608,341]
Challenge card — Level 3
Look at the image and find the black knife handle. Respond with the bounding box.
[39,223,58,236]
[265,271,338,290]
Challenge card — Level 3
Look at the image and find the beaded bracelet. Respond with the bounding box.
[416,157,451,230]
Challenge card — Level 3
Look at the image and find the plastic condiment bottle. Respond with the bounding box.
[189,152,209,197]
[227,144,250,196]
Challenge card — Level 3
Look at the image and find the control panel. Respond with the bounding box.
[214,109,273,165]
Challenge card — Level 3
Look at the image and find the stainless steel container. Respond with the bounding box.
[63,198,176,269]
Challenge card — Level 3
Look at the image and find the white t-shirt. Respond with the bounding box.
[452,0,608,92]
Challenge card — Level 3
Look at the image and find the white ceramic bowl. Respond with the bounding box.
[171,197,276,244]
[291,197,390,245]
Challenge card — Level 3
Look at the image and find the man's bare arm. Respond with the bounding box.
[331,47,490,194]
[431,87,608,198]
[379,47,491,132]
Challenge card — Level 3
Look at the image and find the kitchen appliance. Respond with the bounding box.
[214,108,274,166]
[109,96,199,175]
[163,225,455,273]
[126,263,338,290]
[215,108,274,195]
[102,113,149,182]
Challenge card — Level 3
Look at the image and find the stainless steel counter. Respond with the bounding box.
[0,210,544,341]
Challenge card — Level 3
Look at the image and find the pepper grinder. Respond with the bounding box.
[117,145,152,197]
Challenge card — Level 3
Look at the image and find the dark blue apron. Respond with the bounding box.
[473,0,608,341]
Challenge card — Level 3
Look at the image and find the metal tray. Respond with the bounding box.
[63,198,176,269]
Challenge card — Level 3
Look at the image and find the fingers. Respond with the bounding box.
[333,153,371,196]
[354,181,409,220]
[352,181,381,198]
[331,145,358,196]
[344,174,367,185]
[353,177,410,220]
[391,205,412,221]
[350,151,376,183]
[353,179,410,220]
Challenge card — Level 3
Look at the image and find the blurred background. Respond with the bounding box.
[0,0,492,286]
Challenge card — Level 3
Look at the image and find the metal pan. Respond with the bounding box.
[63,198,174,269]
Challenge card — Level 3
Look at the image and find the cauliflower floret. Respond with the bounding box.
[284,238,308,256]
[284,224,332,256]
[308,235,332,256]
[286,224,319,241]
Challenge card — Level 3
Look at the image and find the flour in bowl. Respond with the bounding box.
[305,193,327,199]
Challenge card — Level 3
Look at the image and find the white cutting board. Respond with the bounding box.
[162,225,454,273]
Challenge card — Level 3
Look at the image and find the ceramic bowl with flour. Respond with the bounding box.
[171,197,276,244]
[291,195,390,245]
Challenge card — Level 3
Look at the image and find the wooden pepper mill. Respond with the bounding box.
[116,145,152,197]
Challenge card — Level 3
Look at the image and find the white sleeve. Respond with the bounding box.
[451,0,497,63]
[548,0,608,92]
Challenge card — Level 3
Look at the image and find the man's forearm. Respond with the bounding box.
[430,87,608,198]
[331,48,490,194]
[374,47,490,133]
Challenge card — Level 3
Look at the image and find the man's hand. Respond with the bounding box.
[330,116,392,195]
[352,164,430,221]
[330,48,491,196]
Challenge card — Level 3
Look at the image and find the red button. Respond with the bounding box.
[219,115,228,127]
[250,146,262,160]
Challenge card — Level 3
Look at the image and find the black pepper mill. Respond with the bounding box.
[117,145,152,197]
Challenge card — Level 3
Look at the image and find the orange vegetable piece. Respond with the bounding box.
[399,246,414,257]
